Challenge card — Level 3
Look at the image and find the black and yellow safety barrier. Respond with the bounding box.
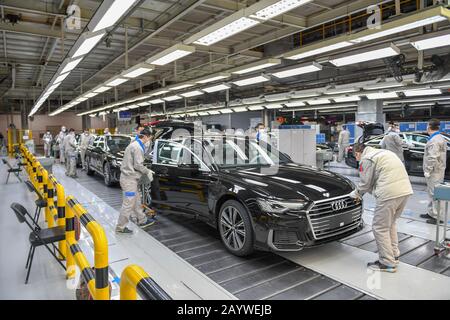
[66,196,110,300]
[120,265,171,300]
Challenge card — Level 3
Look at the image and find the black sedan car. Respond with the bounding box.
[143,135,364,256]
[85,134,132,186]
[345,131,450,179]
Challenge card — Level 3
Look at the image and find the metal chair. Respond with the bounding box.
[24,180,47,225]
[2,158,22,184]
[10,203,66,284]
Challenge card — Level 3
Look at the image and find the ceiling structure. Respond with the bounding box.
[0,0,449,120]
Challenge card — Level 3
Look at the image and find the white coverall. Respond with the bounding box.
[380,131,405,162]
[117,139,152,230]
[337,129,350,162]
[79,133,93,169]
[43,133,53,157]
[355,147,413,267]
[56,131,66,164]
[423,133,447,219]
[64,133,78,177]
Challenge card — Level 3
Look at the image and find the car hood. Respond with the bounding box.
[223,163,354,202]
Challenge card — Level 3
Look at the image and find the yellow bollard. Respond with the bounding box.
[65,205,77,280]
[55,182,66,259]
[120,265,171,300]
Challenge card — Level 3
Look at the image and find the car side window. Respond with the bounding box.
[155,140,209,171]
[97,137,105,150]
[405,134,428,145]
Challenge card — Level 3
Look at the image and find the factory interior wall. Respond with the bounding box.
[0,114,22,136]
[200,111,262,131]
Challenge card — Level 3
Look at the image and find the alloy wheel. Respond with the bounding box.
[220,206,246,250]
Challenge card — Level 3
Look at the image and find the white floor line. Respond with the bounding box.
[279,242,450,300]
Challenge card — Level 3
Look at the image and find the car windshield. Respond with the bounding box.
[106,136,131,153]
[200,136,291,169]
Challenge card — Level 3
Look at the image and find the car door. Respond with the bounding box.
[404,133,427,175]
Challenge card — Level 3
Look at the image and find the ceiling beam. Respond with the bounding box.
[0,21,61,38]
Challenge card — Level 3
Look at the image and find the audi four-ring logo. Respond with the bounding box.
[331,200,348,211]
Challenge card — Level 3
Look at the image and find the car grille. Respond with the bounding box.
[307,196,363,240]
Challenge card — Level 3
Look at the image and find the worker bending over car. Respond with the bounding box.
[116,128,155,234]
[350,142,413,273]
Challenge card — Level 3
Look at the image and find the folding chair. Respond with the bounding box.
[10,203,66,284]
[24,180,48,225]
[2,158,22,183]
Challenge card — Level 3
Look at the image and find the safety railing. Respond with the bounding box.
[120,265,171,300]
[18,145,169,300]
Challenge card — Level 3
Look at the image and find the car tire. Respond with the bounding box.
[86,158,94,176]
[218,200,254,257]
[103,163,113,187]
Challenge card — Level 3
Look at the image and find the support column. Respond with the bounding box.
[82,115,91,130]
[21,100,28,129]
[355,99,384,138]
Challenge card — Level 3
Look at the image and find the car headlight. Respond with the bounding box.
[257,198,308,214]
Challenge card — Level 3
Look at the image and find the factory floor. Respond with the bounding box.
[1,157,449,300]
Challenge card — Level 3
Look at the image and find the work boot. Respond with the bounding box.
[139,217,156,229]
[420,214,433,219]
[426,218,444,225]
[367,260,397,273]
[115,227,133,234]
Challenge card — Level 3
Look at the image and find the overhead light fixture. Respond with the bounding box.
[122,63,154,78]
[272,61,322,78]
[266,103,283,109]
[196,73,230,84]
[193,17,259,46]
[364,80,404,90]
[84,92,99,98]
[284,41,354,60]
[306,98,330,105]
[333,95,361,103]
[410,30,450,51]
[329,43,401,67]
[93,86,112,93]
[169,83,195,91]
[163,95,182,102]
[248,105,265,111]
[233,75,270,87]
[137,102,150,106]
[233,106,248,113]
[148,99,164,104]
[325,86,359,95]
[403,89,442,97]
[76,97,88,103]
[366,91,399,100]
[231,58,281,75]
[54,72,70,84]
[284,101,305,107]
[291,89,321,98]
[198,111,210,116]
[218,108,233,114]
[61,57,83,74]
[146,44,195,66]
[106,77,129,87]
[128,104,140,109]
[150,89,170,96]
[208,110,221,115]
[48,83,60,92]
[181,90,204,98]
[72,31,105,58]
[202,83,231,93]
[249,0,313,21]
[91,0,140,32]
[264,93,290,102]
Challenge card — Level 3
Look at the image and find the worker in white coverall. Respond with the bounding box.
[420,119,447,225]
[104,128,111,136]
[350,143,413,273]
[380,123,406,163]
[64,129,78,178]
[116,128,155,234]
[56,126,67,164]
[43,131,53,158]
[337,125,350,162]
[79,130,93,170]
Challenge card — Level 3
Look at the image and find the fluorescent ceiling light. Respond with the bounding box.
[325,86,359,95]
[188,112,198,116]
[198,111,210,116]
[92,0,140,32]
[250,0,313,21]
[284,101,305,107]
[61,57,83,74]
[54,72,70,84]
[218,109,233,114]
[366,92,399,100]
[208,110,221,115]
[285,41,353,60]
[410,30,450,51]
[196,73,230,84]
[403,89,442,97]
[266,103,283,109]
[330,43,400,67]
[233,75,270,87]
[106,77,129,87]
[333,95,361,103]
[169,83,195,91]
[72,32,105,58]
[84,92,99,98]
[193,17,259,46]
[146,44,195,66]
[48,83,60,91]
[181,90,204,98]
[202,83,231,93]
[232,58,281,75]
[163,95,182,101]
[128,104,140,109]
[76,97,88,102]
[291,90,321,98]
[149,99,164,104]
[137,102,150,106]
[93,86,112,93]
[272,62,322,78]
[122,64,154,78]
[233,106,248,112]
[264,93,289,102]
[306,99,330,105]
[248,105,265,111]
[364,81,404,90]
[150,89,170,96]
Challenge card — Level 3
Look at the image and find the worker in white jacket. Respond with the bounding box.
[116,128,155,234]
[351,143,413,273]
[337,125,350,162]
[420,119,447,225]
[42,131,53,157]
[79,130,93,170]
[64,129,78,178]
[56,126,67,164]
[380,124,405,163]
